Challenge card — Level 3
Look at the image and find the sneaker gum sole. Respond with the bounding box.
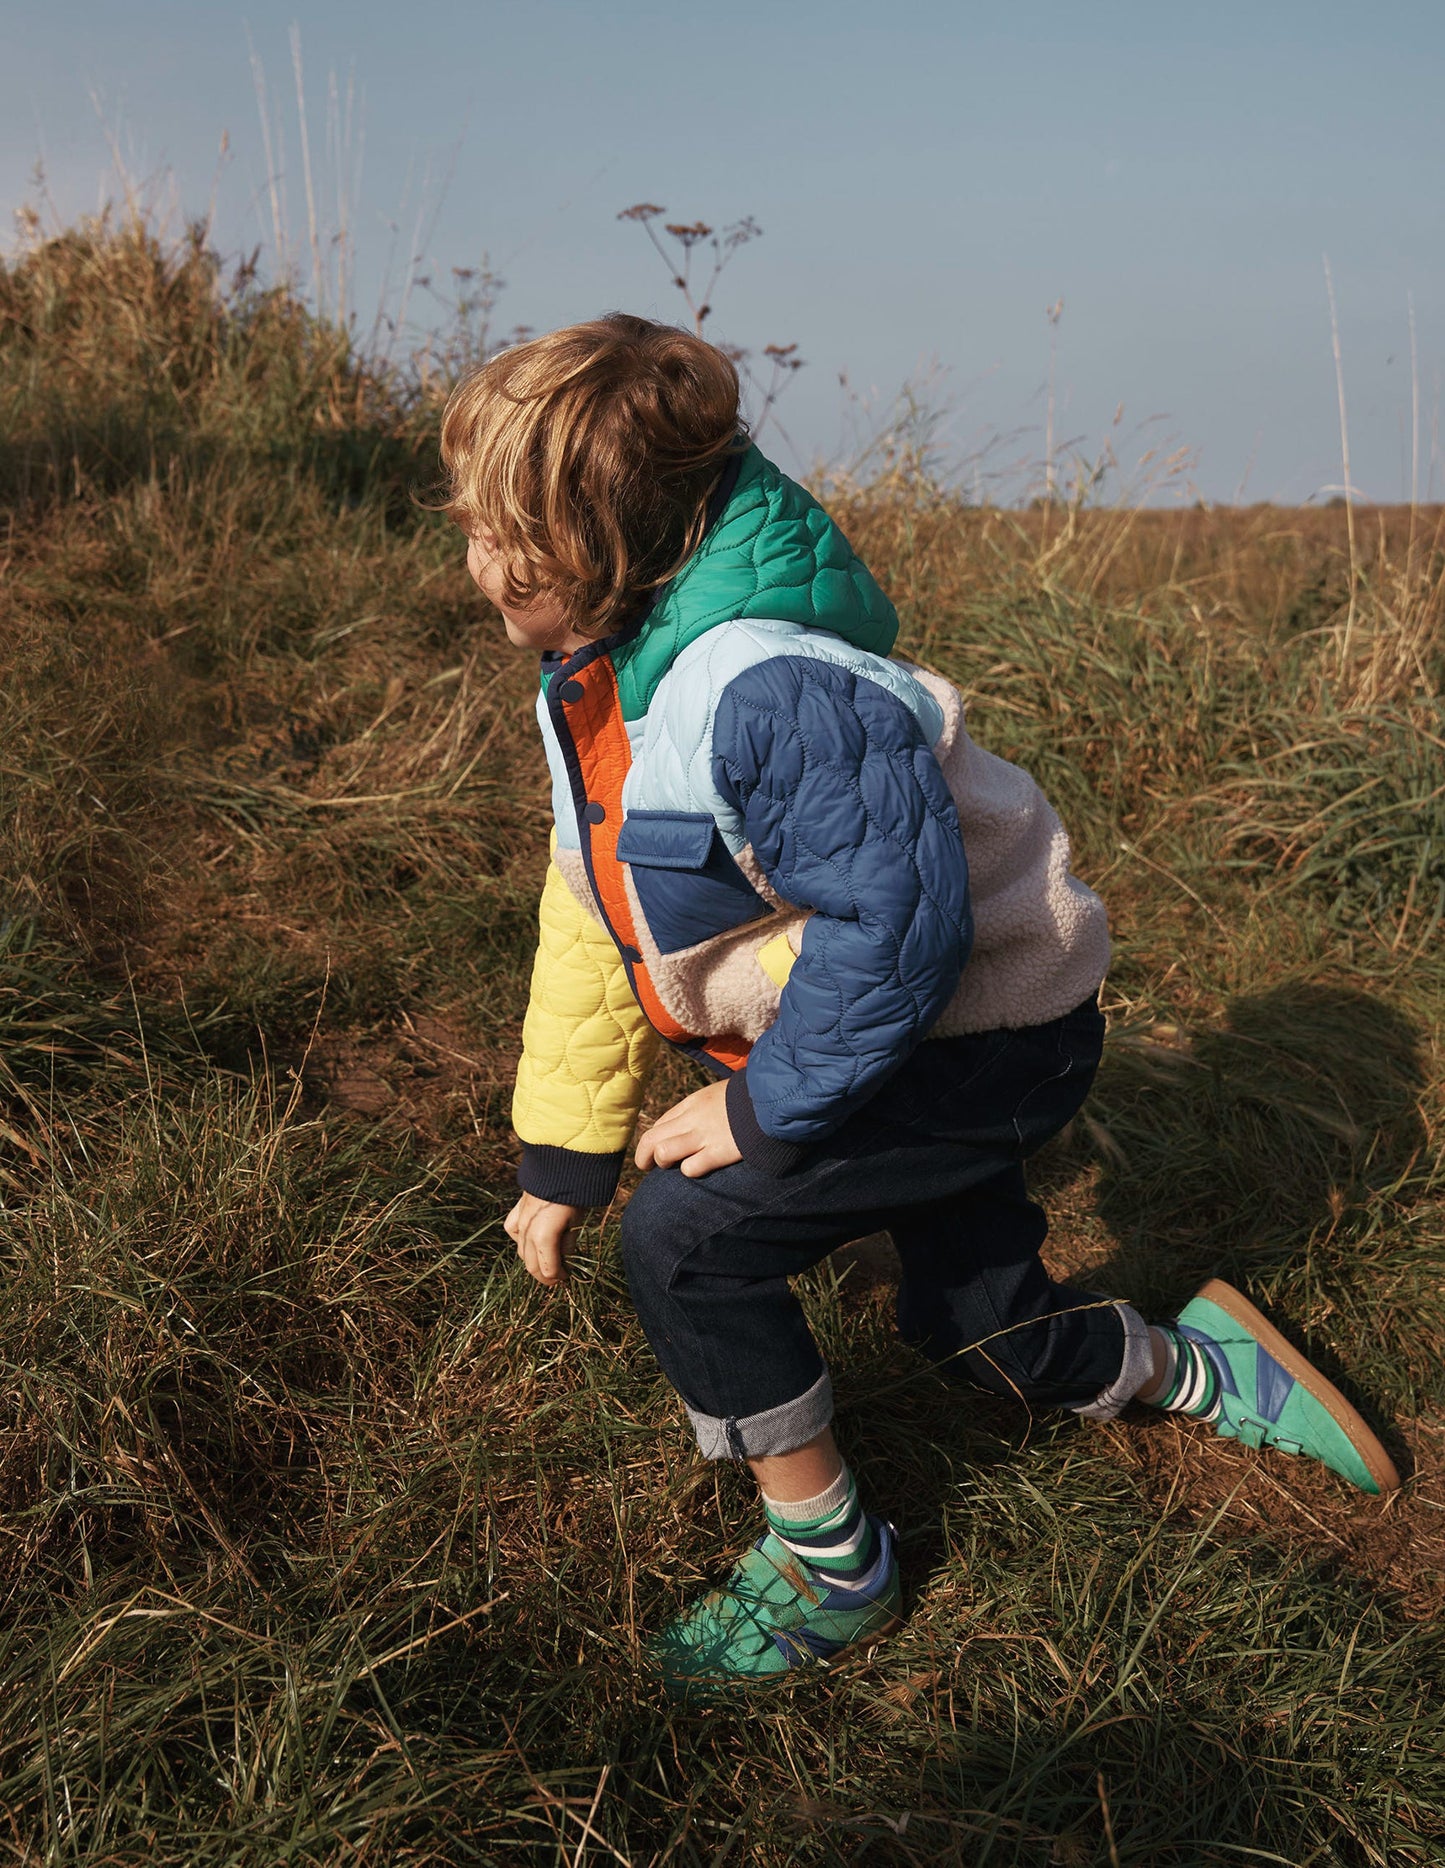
[1197,1277,1401,1495]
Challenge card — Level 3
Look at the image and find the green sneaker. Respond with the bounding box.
[652,1516,902,1694]
[1175,1278,1399,1495]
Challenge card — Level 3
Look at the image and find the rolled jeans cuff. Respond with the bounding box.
[685,1368,834,1461]
[1069,1302,1154,1420]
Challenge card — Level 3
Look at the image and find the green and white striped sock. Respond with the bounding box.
[762,1466,880,1590]
[1142,1324,1222,1420]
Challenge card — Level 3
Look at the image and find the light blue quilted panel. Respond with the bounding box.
[535,687,578,848]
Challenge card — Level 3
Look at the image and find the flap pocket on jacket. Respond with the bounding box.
[616,809,770,954]
[615,810,716,870]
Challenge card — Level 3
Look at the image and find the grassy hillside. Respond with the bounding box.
[1,214,1443,1865]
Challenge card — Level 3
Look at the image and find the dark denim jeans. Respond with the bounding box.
[622,996,1128,1459]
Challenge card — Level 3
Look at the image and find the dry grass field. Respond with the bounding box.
[1,215,1442,1864]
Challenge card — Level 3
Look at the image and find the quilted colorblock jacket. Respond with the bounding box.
[513,444,1110,1206]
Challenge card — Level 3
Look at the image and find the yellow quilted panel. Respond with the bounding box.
[512,860,658,1154]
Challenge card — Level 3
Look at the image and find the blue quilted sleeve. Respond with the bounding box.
[711,656,973,1171]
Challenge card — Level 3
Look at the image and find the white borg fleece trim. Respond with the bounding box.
[908,665,1111,1035]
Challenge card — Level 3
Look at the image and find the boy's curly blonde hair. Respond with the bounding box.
[440,314,743,638]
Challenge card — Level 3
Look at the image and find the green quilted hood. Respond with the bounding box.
[608,444,899,721]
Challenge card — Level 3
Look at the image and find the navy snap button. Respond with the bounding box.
[621,944,642,964]
[559,679,584,702]
[583,801,606,824]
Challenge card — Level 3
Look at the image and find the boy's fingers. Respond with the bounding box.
[639,1126,741,1176]
[663,1119,700,1158]
[528,1246,562,1285]
[636,1120,681,1170]
[523,1236,562,1285]
[521,1212,572,1286]
[679,1140,732,1178]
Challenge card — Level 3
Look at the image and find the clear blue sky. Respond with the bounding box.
[4,0,1442,503]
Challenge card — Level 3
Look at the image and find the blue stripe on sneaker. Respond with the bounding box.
[1179,1322,1240,1397]
[776,1627,846,1664]
[1255,1344,1296,1424]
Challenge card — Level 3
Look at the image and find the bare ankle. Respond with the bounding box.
[747,1427,843,1505]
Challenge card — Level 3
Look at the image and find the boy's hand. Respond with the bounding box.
[505,1194,585,1287]
[635,1080,743,1178]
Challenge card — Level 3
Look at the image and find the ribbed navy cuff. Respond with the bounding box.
[725,1071,806,1176]
[517,1143,625,1207]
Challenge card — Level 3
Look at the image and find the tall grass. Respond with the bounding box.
[0,209,1442,1864]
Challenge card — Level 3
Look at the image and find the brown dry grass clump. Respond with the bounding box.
[0,211,1442,1864]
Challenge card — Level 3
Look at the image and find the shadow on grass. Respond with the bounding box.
[1079,985,1434,1460]
[1088,983,1430,1305]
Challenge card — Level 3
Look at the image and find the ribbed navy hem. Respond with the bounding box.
[517,1143,625,1207]
[725,1071,806,1176]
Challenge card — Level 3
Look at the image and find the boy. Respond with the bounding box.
[440,314,1398,1690]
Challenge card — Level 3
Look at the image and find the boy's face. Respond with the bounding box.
[466,530,587,653]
